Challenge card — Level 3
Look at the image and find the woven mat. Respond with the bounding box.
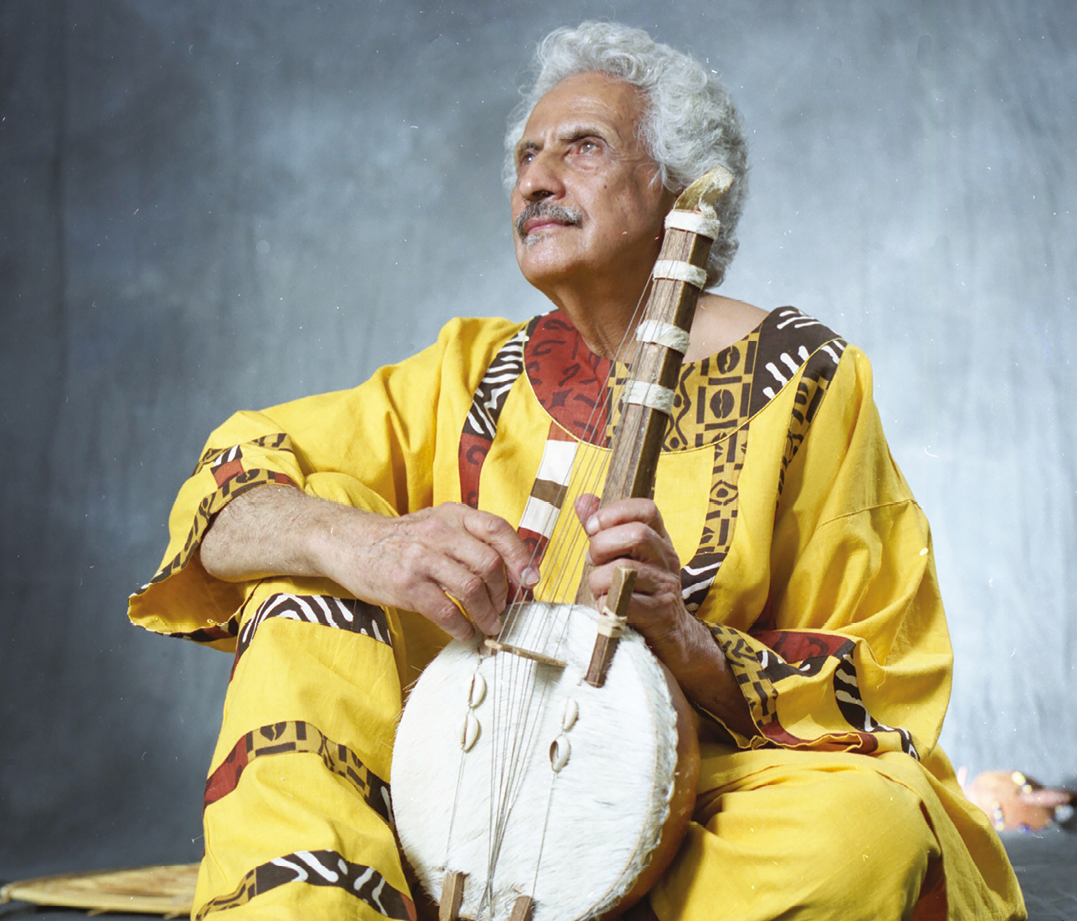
[0,864,197,917]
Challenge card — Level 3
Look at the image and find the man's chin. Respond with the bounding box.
[521,228,589,275]
[516,251,579,294]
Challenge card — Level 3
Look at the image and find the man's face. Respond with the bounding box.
[511,72,676,299]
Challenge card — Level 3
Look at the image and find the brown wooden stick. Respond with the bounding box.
[604,228,712,500]
[584,566,637,687]
[483,638,567,669]
[439,871,466,921]
[575,211,717,609]
[509,894,535,921]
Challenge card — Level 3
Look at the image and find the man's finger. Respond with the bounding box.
[581,497,667,538]
[588,559,665,597]
[574,493,601,527]
[425,555,504,636]
[413,585,478,641]
[586,522,669,568]
[442,534,512,615]
[460,507,540,588]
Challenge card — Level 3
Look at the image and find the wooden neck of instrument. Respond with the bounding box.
[575,222,714,607]
[602,226,711,504]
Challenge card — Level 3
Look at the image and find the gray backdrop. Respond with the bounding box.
[2,0,1074,879]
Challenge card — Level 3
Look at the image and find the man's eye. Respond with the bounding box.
[578,140,598,153]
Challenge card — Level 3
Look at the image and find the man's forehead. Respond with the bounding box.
[520,73,645,145]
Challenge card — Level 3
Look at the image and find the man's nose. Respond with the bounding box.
[517,151,565,202]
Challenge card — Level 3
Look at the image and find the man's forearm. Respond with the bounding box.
[199,484,354,582]
[198,484,538,641]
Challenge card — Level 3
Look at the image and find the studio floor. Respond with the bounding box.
[1002,827,1077,919]
[2,829,1075,920]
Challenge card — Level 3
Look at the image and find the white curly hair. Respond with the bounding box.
[503,21,749,288]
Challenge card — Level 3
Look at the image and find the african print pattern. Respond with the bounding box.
[713,624,919,756]
[169,621,241,646]
[665,329,761,450]
[752,629,852,677]
[673,309,844,609]
[681,427,749,612]
[525,312,612,445]
[457,308,848,614]
[194,849,415,921]
[193,432,295,477]
[775,339,847,500]
[663,331,760,610]
[459,326,529,509]
[749,308,843,413]
[235,593,391,663]
[710,624,788,742]
[834,656,919,758]
[204,720,392,821]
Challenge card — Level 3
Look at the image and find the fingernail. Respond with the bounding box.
[522,567,540,587]
[586,516,599,535]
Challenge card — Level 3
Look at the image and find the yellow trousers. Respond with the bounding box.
[193,580,1023,921]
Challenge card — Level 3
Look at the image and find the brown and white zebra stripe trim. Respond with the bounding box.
[235,593,392,663]
[195,849,416,920]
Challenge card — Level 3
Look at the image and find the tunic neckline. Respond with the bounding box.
[521,307,784,450]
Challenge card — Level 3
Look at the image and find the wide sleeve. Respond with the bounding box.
[706,346,952,762]
[127,316,521,647]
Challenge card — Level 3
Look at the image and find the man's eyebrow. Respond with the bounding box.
[559,123,607,142]
[516,123,613,158]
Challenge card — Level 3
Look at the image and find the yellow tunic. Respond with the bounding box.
[130,307,1024,920]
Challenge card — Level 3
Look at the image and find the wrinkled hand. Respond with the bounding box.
[322,503,539,641]
[575,494,694,656]
[201,487,538,642]
[574,492,755,737]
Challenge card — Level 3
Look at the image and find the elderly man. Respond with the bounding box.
[130,21,1024,921]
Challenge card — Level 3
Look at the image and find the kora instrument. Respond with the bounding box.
[393,167,734,921]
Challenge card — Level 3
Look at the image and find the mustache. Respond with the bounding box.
[515,201,583,240]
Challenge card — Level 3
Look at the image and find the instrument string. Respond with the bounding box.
[442,734,472,875]
[418,177,729,919]
[442,289,643,903]
[476,273,662,913]
[528,776,559,901]
[497,272,654,639]
[485,654,552,904]
[512,276,654,655]
[502,271,654,625]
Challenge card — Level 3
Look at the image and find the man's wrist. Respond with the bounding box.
[666,615,756,739]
